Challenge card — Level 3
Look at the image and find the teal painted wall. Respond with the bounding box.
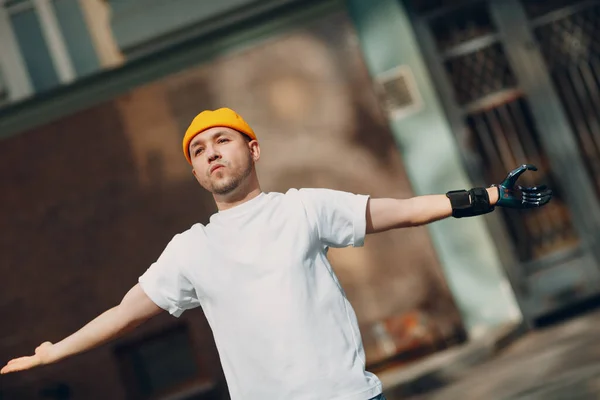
[346,0,522,337]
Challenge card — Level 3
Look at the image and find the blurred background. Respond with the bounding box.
[1,0,600,399]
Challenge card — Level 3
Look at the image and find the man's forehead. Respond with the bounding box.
[189,127,235,147]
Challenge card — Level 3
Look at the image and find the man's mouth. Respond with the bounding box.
[210,164,224,174]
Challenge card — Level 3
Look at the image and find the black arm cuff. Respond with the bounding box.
[446,187,494,218]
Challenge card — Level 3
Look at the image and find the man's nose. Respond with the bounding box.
[207,148,221,163]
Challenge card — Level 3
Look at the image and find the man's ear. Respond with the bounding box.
[249,140,260,162]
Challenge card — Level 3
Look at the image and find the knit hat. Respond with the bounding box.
[182,108,256,164]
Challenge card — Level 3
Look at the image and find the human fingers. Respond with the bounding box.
[1,356,39,374]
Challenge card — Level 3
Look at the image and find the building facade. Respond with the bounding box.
[1,0,599,399]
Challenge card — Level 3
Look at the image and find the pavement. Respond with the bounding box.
[378,306,600,400]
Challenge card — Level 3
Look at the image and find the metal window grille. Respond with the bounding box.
[377,65,424,120]
[430,1,496,51]
[533,3,600,198]
[114,324,212,399]
[444,42,517,106]
[416,0,582,264]
[466,97,580,263]
[521,0,590,19]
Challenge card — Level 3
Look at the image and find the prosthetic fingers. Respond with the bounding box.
[493,164,552,209]
[446,164,552,218]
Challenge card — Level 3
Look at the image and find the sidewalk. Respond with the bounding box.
[379,307,600,399]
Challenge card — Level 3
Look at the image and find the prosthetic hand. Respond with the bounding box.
[446,164,552,218]
[494,164,552,209]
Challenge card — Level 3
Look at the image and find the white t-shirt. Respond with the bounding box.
[139,188,383,400]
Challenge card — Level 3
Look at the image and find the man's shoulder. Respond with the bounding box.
[278,188,331,197]
[261,189,300,201]
[272,188,350,208]
[171,223,207,246]
[285,187,351,200]
[269,188,318,204]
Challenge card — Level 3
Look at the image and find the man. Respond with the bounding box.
[1,108,551,399]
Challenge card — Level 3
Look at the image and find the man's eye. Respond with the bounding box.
[218,138,229,143]
[195,148,204,156]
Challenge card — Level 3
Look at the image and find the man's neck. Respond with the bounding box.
[214,187,262,211]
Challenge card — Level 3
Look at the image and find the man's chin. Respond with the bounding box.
[211,180,240,196]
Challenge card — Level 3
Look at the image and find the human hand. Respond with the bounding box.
[0,342,55,374]
[494,164,552,209]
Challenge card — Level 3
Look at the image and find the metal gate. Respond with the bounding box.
[525,1,600,198]
[405,0,600,324]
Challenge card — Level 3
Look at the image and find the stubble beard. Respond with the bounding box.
[210,157,253,195]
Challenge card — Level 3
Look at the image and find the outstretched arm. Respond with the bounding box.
[366,188,499,233]
[1,284,162,374]
[366,164,552,234]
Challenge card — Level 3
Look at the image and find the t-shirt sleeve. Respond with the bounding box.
[138,234,201,317]
[298,188,370,248]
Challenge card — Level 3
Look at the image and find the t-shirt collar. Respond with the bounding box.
[210,192,266,222]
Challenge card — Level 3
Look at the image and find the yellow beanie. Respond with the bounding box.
[182,108,256,164]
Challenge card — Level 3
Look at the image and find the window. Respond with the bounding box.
[52,0,99,77]
[9,1,61,92]
[115,324,217,400]
[0,0,100,106]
